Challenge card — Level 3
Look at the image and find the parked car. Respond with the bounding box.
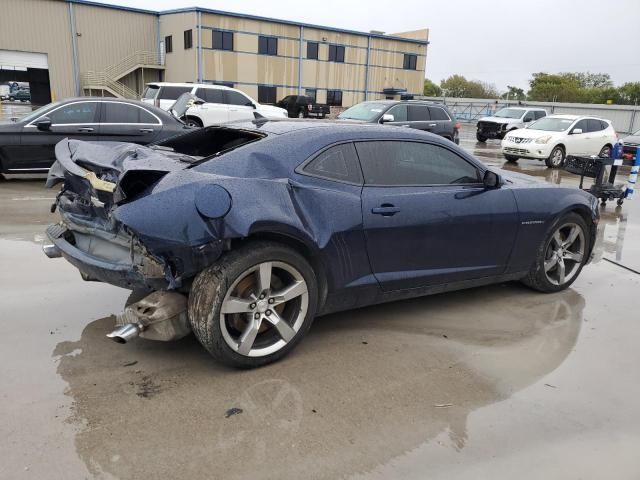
[338,100,461,144]
[0,85,10,101]
[276,95,330,118]
[620,129,640,161]
[9,88,31,103]
[141,82,287,126]
[501,114,617,168]
[0,97,192,174]
[476,107,547,142]
[44,119,598,368]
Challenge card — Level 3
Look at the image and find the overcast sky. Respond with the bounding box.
[103,0,639,92]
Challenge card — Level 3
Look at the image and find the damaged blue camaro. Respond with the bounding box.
[44,119,599,368]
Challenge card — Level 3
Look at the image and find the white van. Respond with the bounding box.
[0,85,10,101]
[141,82,287,126]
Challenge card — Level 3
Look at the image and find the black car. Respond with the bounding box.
[338,100,460,144]
[276,95,330,119]
[0,97,191,174]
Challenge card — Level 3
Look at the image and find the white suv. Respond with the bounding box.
[501,114,618,168]
[141,82,287,126]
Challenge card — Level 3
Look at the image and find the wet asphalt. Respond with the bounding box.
[1,117,640,479]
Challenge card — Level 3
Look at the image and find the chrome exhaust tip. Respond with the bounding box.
[43,244,62,258]
[106,323,141,344]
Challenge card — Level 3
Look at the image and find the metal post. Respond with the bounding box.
[68,3,81,96]
[197,11,203,83]
[297,26,303,95]
[364,35,371,101]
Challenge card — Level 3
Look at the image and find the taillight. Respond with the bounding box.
[307,104,312,111]
[455,122,461,130]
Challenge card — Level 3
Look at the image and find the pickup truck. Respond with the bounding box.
[276,95,330,119]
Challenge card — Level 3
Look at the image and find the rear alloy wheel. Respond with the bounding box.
[188,241,317,368]
[522,213,589,293]
[545,145,565,168]
[504,155,519,163]
[185,117,203,128]
[598,145,612,158]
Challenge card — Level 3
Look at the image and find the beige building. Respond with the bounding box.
[0,0,428,107]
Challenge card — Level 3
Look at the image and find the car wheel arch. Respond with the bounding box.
[185,115,203,127]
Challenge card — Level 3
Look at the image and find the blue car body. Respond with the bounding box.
[46,120,598,315]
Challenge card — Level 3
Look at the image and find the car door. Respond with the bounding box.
[427,106,453,138]
[17,101,101,171]
[226,90,256,122]
[565,119,590,155]
[192,87,229,125]
[356,140,519,292]
[98,101,163,144]
[586,119,609,154]
[384,104,409,127]
[522,110,535,125]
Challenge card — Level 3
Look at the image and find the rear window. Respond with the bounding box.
[159,86,192,100]
[196,87,225,104]
[142,85,159,99]
[156,126,265,161]
[428,106,450,121]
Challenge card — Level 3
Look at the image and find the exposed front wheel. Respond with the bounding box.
[522,213,589,293]
[504,155,519,162]
[188,241,318,368]
[545,146,565,168]
[185,117,203,128]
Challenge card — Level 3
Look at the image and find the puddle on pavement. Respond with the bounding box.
[54,284,584,479]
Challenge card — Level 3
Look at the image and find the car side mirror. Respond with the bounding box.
[36,117,52,131]
[381,114,395,123]
[246,102,257,109]
[192,97,205,105]
[483,170,501,189]
[571,128,583,135]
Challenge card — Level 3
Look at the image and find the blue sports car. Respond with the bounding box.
[44,118,599,368]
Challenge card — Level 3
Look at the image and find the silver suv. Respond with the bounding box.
[476,107,547,142]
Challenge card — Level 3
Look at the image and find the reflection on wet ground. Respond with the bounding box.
[1,123,639,479]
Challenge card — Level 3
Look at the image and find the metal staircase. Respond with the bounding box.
[81,51,164,99]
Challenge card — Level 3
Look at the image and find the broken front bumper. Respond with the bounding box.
[46,223,169,290]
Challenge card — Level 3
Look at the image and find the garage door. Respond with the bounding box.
[0,49,51,105]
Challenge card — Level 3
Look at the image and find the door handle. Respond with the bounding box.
[428,123,437,127]
[77,127,94,133]
[371,204,400,216]
[139,128,154,133]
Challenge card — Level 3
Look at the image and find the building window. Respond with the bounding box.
[165,35,173,54]
[307,42,319,60]
[326,90,343,106]
[258,85,277,104]
[403,54,417,70]
[184,29,193,49]
[328,44,345,63]
[305,88,317,102]
[213,30,233,51]
[212,81,234,88]
[258,36,278,56]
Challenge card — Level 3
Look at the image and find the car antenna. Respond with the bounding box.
[252,111,269,126]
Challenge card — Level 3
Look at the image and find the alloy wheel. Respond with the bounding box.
[551,147,564,167]
[220,261,309,357]
[599,146,611,158]
[544,223,585,286]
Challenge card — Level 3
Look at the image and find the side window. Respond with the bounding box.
[47,102,99,124]
[573,119,589,133]
[184,29,193,49]
[258,36,278,56]
[102,103,159,124]
[164,35,173,54]
[328,45,345,63]
[158,86,192,100]
[326,90,343,106]
[307,42,319,60]
[302,143,363,184]
[226,90,253,106]
[196,88,225,104]
[428,106,449,121]
[407,105,430,121]
[534,110,546,120]
[355,141,480,186]
[403,54,417,70]
[212,30,233,51]
[305,89,317,103]
[600,120,610,130]
[587,119,604,132]
[258,86,277,104]
[386,104,408,122]
[523,111,535,122]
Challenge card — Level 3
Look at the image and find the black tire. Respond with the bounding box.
[185,116,203,128]
[598,145,612,158]
[521,213,590,293]
[504,155,519,162]
[617,198,624,206]
[476,133,487,143]
[8,96,14,102]
[545,145,565,168]
[188,241,318,368]
[297,109,306,119]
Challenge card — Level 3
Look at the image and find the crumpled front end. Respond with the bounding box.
[45,139,225,290]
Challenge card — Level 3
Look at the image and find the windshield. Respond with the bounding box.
[528,117,575,132]
[338,102,388,121]
[142,85,159,99]
[493,108,526,119]
[19,102,62,123]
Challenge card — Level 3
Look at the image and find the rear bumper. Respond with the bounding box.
[46,223,169,290]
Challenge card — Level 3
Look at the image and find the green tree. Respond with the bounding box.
[527,72,583,102]
[575,72,613,89]
[618,82,640,105]
[501,85,526,101]
[423,78,442,96]
[440,75,498,99]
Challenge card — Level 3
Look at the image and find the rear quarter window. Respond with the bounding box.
[301,143,363,185]
[428,106,450,121]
